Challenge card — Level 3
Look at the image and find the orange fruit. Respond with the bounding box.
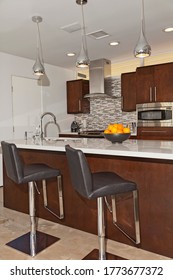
[107,124,114,131]
[105,123,129,134]
[117,129,123,134]
[117,123,124,130]
[123,127,131,133]
[113,123,118,128]
[104,129,111,134]
[111,127,118,133]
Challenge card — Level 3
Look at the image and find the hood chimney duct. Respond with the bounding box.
[84,58,113,98]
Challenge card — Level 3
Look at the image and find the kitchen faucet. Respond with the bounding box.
[40,112,57,139]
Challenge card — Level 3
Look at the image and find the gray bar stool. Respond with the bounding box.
[65,145,140,260]
[1,141,64,257]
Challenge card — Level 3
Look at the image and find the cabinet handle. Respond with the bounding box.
[149,87,152,102]
[154,86,157,101]
[79,100,81,111]
[121,96,124,110]
[141,130,167,133]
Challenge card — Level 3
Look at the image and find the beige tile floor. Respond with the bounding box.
[0,187,171,260]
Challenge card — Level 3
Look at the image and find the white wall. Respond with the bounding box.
[40,63,75,132]
[0,52,75,141]
[0,51,75,185]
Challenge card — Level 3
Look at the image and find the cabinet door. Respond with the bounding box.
[67,80,90,114]
[154,63,173,102]
[121,72,136,111]
[81,80,90,113]
[136,66,154,104]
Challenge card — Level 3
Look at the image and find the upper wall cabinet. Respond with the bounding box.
[136,62,173,104]
[66,79,90,114]
[121,71,136,111]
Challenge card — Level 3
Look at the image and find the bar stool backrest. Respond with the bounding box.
[1,141,24,184]
[65,145,92,198]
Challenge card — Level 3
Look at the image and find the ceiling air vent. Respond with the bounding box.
[60,22,81,33]
[87,30,110,39]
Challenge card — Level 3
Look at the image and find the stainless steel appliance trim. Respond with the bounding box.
[136,102,173,110]
[137,120,173,127]
[137,102,173,127]
[139,130,168,133]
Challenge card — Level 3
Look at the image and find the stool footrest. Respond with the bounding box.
[42,176,64,220]
[113,221,139,244]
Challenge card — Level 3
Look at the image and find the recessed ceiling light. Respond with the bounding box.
[109,41,119,46]
[66,53,76,57]
[163,27,173,32]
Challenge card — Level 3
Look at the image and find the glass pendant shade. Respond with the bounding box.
[76,0,90,68]
[134,0,151,58]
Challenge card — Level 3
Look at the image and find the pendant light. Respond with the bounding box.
[134,0,151,58]
[32,16,45,76]
[76,0,90,68]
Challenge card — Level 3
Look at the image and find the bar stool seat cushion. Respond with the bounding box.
[22,164,60,184]
[90,172,136,199]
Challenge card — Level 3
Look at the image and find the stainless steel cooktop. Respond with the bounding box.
[78,130,104,138]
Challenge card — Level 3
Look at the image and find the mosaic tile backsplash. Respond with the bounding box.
[75,77,137,131]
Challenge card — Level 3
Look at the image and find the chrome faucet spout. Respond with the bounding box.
[41,112,56,121]
[40,112,57,139]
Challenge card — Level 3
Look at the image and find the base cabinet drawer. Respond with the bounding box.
[137,127,173,140]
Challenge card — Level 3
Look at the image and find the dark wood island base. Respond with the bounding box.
[3,149,173,258]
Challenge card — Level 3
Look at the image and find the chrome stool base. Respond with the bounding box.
[6,231,59,256]
[83,249,126,260]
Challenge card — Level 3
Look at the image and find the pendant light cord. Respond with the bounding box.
[140,0,145,65]
[81,3,89,58]
[36,21,44,65]
[141,0,145,34]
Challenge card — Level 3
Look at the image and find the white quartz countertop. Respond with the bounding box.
[8,137,173,161]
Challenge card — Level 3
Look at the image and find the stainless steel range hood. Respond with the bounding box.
[84,58,115,98]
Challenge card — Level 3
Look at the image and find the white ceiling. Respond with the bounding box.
[0,0,173,70]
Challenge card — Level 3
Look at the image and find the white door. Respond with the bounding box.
[12,76,42,139]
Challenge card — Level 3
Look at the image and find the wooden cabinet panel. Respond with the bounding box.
[136,62,173,104]
[154,63,173,102]
[136,66,154,104]
[121,72,136,111]
[66,79,90,114]
[137,127,173,140]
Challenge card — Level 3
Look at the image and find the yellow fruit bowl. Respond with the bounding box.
[104,133,131,143]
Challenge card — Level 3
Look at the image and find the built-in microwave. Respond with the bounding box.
[136,102,173,127]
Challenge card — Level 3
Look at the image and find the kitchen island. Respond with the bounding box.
[2,137,173,258]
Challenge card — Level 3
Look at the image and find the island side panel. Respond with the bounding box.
[3,149,173,258]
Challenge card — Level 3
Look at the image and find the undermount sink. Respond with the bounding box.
[44,137,81,142]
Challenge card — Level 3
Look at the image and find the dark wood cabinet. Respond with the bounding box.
[121,71,136,111]
[66,79,90,114]
[137,126,173,140]
[136,62,173,104]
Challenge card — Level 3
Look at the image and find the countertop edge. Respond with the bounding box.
[9,138,173,161]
